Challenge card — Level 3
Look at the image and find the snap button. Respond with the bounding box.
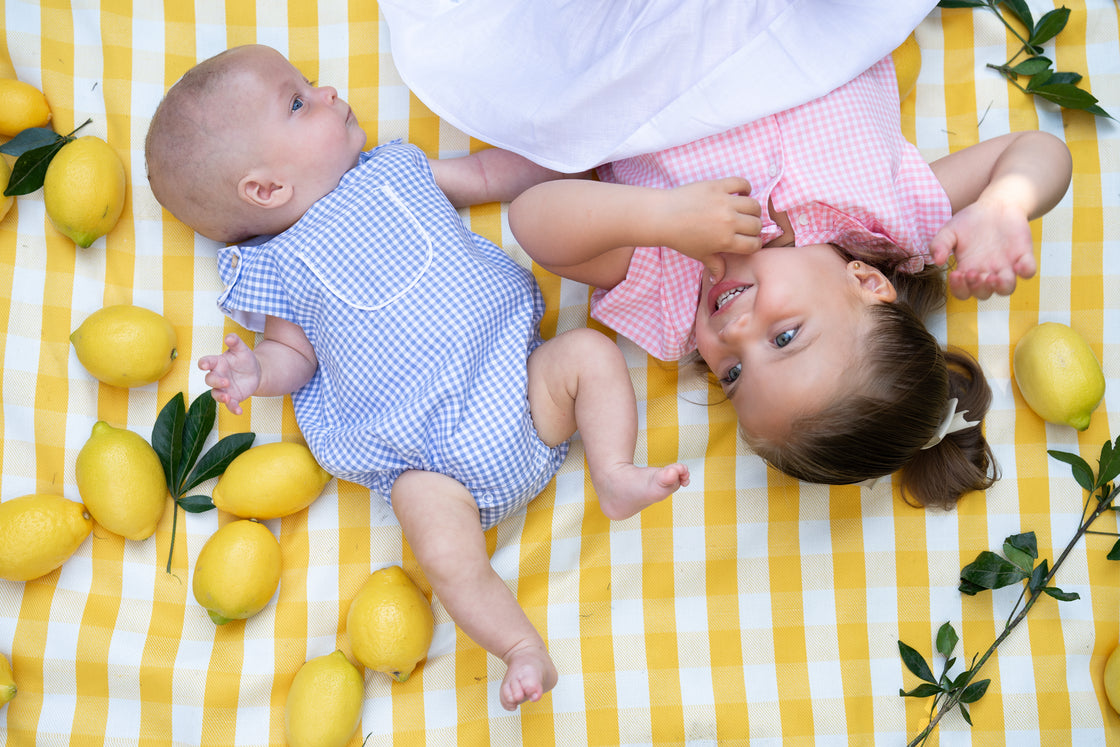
[797,213,810,226]
[767,164,778,177]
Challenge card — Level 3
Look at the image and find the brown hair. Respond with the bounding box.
[742,260,998,508]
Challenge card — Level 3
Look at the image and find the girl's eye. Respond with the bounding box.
[773,327,799,348]
[291,96,305,113]
[721,363,741,386]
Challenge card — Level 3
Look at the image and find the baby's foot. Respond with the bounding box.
[594,463,690,521]
[500,643,558,711]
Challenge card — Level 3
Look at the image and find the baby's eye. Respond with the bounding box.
[721,363,741,386]
[773,327,799,348]
[291,96,305,113]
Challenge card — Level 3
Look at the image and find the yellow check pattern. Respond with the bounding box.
[1,1,1118,744]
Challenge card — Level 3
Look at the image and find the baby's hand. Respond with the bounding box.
[664,177,762,281]
[929,198,1037,300]
[198,333,262,415]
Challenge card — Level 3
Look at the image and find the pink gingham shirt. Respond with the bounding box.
[592,57,952,361]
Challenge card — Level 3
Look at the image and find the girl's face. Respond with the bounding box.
[693,244,896,439]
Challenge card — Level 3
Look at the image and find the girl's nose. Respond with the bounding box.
[717,308,751,344]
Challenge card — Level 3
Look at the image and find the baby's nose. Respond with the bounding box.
[319,85,338,102]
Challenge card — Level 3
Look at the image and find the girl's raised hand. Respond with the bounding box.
[929,197,1036,300]
[662,177,762,281]
[198,333,262,415]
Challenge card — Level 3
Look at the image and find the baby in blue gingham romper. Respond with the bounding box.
[145,45,690,711]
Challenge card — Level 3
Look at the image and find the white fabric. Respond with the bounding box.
[380,0,940,171]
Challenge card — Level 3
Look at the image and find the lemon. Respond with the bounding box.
[75,421,167,541]
[192,519,282,625]
[0,156,13,221]
[1106,645,1120,715]
[0,78,51,137]
[346,565,434,682]
[211,442,331,520]
[70,304,178,388]
[285,650,364,747]
[1012,322,1105,431]
[43,135,126,248]
[0,652,14,707]
[0,494,94,582]
[892,32,922,103]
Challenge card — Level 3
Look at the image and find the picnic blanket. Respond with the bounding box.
[1,1,1118,744]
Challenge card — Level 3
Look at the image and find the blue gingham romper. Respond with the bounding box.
[215,142,569,529]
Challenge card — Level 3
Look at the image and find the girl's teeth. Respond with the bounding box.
[717,287,745,310]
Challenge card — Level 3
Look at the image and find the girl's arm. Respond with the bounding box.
[198,315,317,415]
[508,177,761,289]
[428,148,589,208]
[928,130,1072,299]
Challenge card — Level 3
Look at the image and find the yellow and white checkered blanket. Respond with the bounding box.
[1,1,1117,744]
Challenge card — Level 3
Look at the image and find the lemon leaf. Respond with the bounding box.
[1047,449,1095,492]
[176,495,215,513]
[0,127,61,157]
[935,622,958,659]
[1107,539,1120,561]
[3,137,70,196]
[153,393,186,495]
[899,640,937,684]
[177,392,217,493]
[181,432,255,493]
[959,551,1029,592]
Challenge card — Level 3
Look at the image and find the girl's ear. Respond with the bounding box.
[238,172,293,210]
[849,261,897,302]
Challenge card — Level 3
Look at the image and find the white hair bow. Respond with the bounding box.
[920,398,975,449]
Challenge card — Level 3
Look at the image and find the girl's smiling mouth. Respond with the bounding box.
[707,281,752,316]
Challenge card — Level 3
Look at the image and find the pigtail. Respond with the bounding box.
[897,350,999,509]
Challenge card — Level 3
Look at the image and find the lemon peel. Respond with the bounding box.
[0,494,93,582]
[43,135,125,247]
[0,652,15,707]
[71,304,178,388]
[0,78,51,137]
[1105,645,1120,716]
[211,441,331,519]
[1012,322,1105,431]
[285,650,364,747]
[75,421,167,541]
[346,565,434,682]
[192,519,281,625]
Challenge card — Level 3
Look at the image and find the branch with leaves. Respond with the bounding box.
[938,0,1112,118]
[900,436,1120,745]
[151,392,255,574]
[0,118,92,196]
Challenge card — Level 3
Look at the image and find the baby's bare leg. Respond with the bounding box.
[528,328,689,520]
[391,470,557,711]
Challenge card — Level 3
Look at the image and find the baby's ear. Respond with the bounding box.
[238,172,292,210]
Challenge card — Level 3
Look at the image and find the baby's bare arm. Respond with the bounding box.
[428,148,586,208]
[929,131,1072,299]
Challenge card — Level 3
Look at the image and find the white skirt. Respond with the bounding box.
[380,0,939,171]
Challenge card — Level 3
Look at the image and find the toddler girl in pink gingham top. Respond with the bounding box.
[508,57,1073,508]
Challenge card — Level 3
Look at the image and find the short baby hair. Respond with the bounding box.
[145,47,255,242]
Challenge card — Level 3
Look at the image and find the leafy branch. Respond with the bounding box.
[937,0,1112,118]
[152,392,255,573]
[0,118,92,196]
[900,436,1120,745]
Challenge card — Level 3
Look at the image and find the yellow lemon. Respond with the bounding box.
[892,32,921,103]
[0,494,93,582]
[0,156,13,221]
[192,519,281,625]
[346,566,434,682]
[0,78,51,137]
[1105,644,1120,715]
[1012,322,1105,431]
[75,421,167,541]
[285,650,364,747]
[0,652,14,707]
[211,442,331,520]
[70,304,178,388]
[43,135,126,248]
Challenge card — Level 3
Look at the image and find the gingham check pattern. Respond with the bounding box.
[0,1,1117,745]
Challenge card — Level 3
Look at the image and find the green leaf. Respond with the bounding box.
[1005,532,1038,559]
[1031,82,1104,113]
[176,392,217,493]
[1026,69,1054,90]
[1097,439,1120,488]
[958,578,989,596]
[960,550,1030,591]
[900,683,944,698]
[1048,449,1095,493]
[936,622,959,659]
[152,393,187,496]
[0,127,62,157]
[1107,539,1120,561]
[999,0,1033,29]
[1028,558,1049,593]
[181,432,255,492]
[899,640,938,684]
[1042,586,1080,602]
[1045,71,1083,87]
[960,702,974,725]
[937,0,989,8]
[959,678,991,704]
[1029,7,1069,47]
[176,495,216,513]
[2,137,70,196]
[1010,56,1052,76]
[940,657,958,682]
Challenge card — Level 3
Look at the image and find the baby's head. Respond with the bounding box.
[145,44,367,243]
[694,244,996,506]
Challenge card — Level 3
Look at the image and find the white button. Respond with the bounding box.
[797,213,810,226]
[768,164,778,177]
